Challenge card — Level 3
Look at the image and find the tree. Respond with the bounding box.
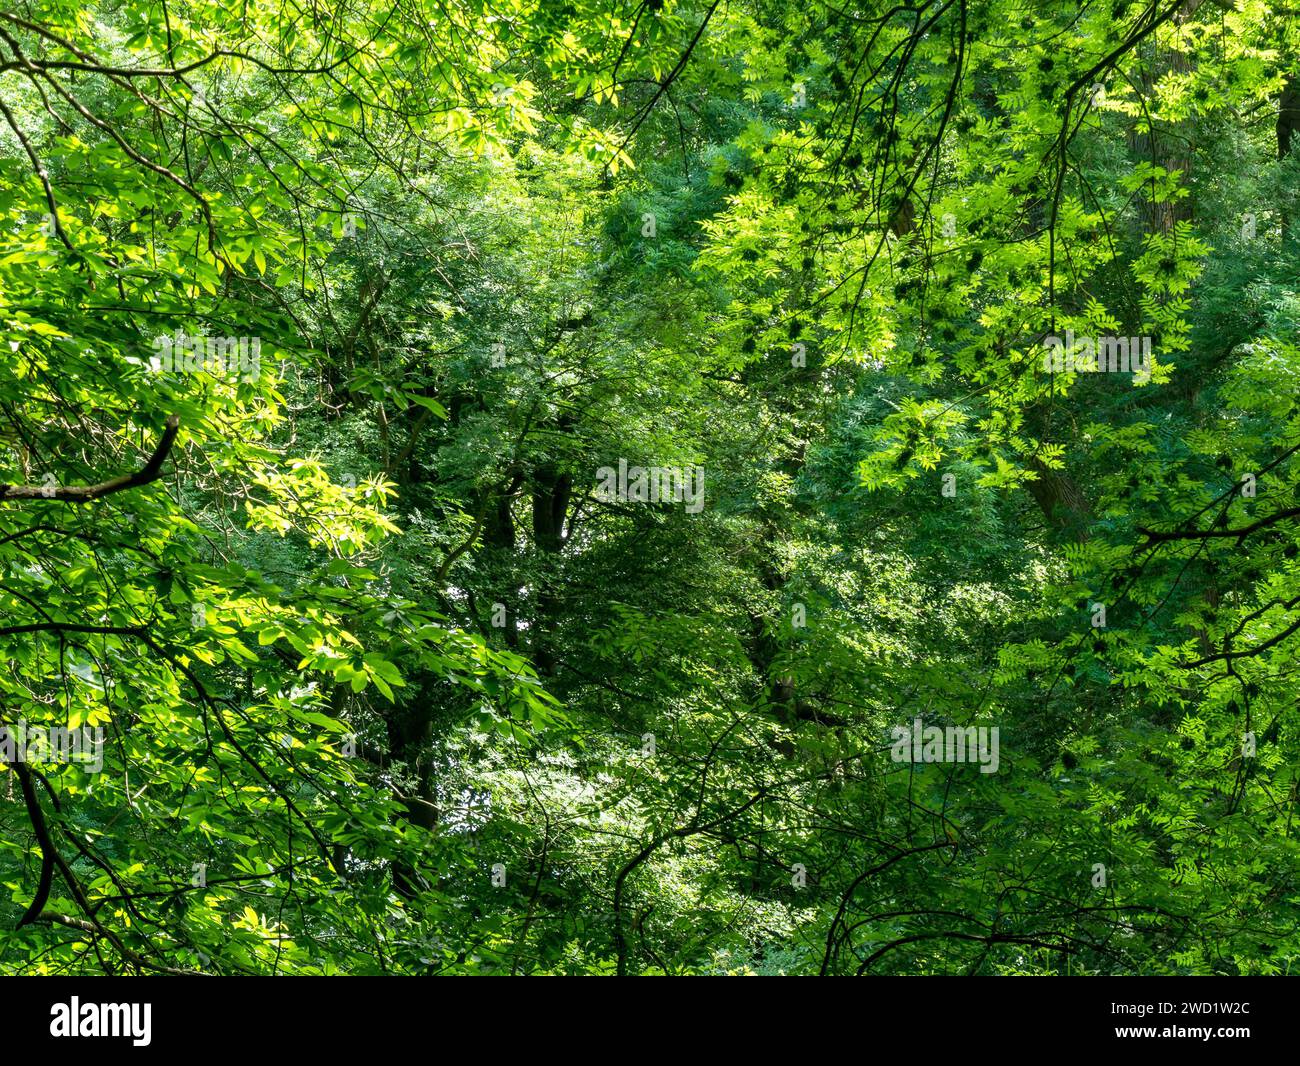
[2,0,1298,976]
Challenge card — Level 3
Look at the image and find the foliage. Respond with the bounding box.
[1,0,1298,975]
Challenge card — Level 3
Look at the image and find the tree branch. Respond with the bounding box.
[0,416,179,502]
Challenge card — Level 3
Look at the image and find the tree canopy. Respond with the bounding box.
[1,0,1298,975]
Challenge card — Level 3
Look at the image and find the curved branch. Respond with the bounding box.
[0,416,179,503]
